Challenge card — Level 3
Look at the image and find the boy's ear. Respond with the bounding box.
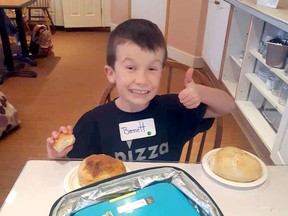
[104,65,116,83]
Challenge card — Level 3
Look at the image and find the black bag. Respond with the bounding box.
[50,166,223,216]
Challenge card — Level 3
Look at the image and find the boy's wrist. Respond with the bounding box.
[197,85,209,104]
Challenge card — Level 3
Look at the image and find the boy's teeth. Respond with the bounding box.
[130,89,149,94]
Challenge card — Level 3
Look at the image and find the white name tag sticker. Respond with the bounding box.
[119,118,156,141]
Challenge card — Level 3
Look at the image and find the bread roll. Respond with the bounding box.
[210,147,263,182]
[53,134,75,153]
[78,154,126,186]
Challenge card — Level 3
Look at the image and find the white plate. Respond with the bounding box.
[63,165,130,193]
[201,148,268,188]
[63,165,81,193]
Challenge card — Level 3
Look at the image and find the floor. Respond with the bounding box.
[0,30,254,207]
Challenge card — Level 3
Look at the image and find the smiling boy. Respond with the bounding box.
[47,19,235,161]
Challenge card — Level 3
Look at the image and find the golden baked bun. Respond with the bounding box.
[78,154,126,186]
[210,147,263,182]
[53,134,75,153]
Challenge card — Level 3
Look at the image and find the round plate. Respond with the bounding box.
[63,165,130,193]
[201,148,268,188]
[63,165,81,193]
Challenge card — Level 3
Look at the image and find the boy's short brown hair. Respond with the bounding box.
[107,19,168,69]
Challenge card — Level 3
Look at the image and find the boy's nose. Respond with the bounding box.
[134,71,148,84]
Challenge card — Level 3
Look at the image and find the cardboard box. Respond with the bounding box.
[257,0,288,8]
[278,0,288,8]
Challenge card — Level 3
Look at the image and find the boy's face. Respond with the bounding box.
[105,42,165,112]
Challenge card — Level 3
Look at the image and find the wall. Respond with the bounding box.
[110,0,130,29]
[110,0,208,68]
[167,0,208,56]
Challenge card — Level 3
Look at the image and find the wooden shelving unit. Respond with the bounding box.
[222,0,288,164]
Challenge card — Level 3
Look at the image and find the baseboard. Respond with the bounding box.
[110,23,117,31]
[167,46,204,69]
[63,27,110,32]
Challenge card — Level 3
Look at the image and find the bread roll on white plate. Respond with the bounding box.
[53,134,75,153]
[78,154,126,186]
[210,147,263,183]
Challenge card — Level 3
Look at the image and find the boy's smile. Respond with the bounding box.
[105,42,165,113]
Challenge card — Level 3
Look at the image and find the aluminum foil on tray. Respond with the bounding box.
[50,166,223,216]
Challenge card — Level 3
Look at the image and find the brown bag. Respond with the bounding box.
[0,92,21,138]
[29,24,53,56]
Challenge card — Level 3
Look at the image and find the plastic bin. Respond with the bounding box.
[266,38,288,69]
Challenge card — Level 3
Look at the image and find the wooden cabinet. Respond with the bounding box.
[222,0,288,164]
[220,7,251,97]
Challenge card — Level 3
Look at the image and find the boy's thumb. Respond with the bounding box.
[184,68,194,87]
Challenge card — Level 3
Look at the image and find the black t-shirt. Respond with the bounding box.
[68,94,214,161]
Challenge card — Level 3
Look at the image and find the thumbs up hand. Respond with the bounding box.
[178,68,202,109]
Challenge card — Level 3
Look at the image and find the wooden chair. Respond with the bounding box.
[98,59,223,163]
[26,0,55,33]
[165,60,223,163]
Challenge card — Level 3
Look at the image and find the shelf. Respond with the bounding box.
[222,79,237,98]
[236,101,276,151]
[249,49,288,84]
[245,73,285,114]
[225,0,288,164]
[230,55,242,67]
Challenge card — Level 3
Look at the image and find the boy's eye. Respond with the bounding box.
[126,66,135,70]
[148,67,159,71]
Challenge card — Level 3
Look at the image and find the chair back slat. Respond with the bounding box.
[27,0,55,33]
[29,0,50,8]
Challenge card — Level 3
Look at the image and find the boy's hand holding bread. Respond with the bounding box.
[47,125,75,159]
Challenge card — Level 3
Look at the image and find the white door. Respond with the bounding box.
[50,0,64,26]
[62,0,102,28]
[131,0,167,36]
[101,0,111,27]
[202,0,230,79]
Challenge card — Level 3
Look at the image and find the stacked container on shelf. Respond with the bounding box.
[258,30,288,107]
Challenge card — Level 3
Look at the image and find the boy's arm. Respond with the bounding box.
[195,85,235,118]
[178,68,235,118]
